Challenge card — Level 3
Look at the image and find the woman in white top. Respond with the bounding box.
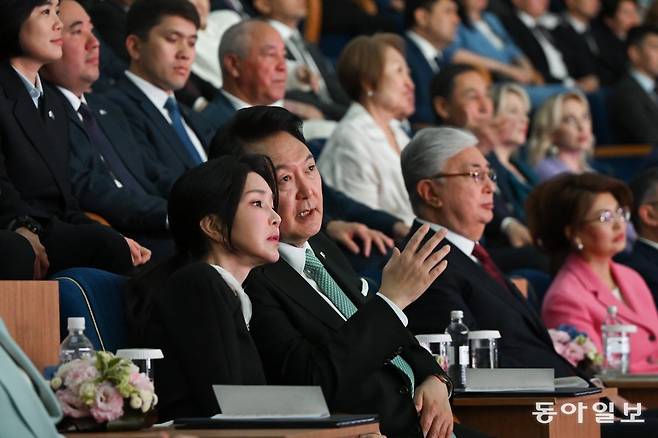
[318,34,415,224]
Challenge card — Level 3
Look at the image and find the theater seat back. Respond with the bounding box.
[53,268,127,353]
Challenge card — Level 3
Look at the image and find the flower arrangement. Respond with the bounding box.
[50,351,157,430]
[549,324,603,377]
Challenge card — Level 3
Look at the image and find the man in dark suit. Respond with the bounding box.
[608,25,658,144]
[404,0,460,127]
[251,0,350,120]
[42,0,175,259]
[0,231,36,280]
[398,127,575,375]
[104,0,214,178]
[90,0,132,62]
[500,0,597,92]
[619,168,658,302]
[210,106,489,438]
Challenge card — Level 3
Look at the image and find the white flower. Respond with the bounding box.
[129,395,142,410]
[50,377,62,390]
[139,390,153,413]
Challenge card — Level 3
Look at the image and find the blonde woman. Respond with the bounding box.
[528,92,594,182]
[489,83,537,223]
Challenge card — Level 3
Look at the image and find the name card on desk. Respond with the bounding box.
[212,385,330,418]
[464,368,555,392]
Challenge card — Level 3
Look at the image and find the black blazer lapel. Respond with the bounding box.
[118,76,197,168]
[261,259,346,331]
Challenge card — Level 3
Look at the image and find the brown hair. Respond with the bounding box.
[526,172,632,273]
[336,33,405,102]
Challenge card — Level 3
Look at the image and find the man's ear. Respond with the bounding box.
[416,179,443,208]
[433,96,450,120]
[639,204,658,228]
[222,53,241,79]
[252,0,272,15]
[125,35,142,63]
[199,215,224,243]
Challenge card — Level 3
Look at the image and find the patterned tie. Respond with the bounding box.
[164,97,203,165]
[472,243,509,291]
[303,249,415,395]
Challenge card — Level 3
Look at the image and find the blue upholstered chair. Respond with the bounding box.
[52,268,127,353]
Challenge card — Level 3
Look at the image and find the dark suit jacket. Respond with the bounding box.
[402,221,578,378]
[90,0,129,62]
[142,262,266,420]
[199,90,237,132]
[104,74,213,177]
[551,18,598,80]
[245,232,445,437]
[618,240,658,306]
[500,12,564,83]
[608,73,658,144]
[405,35,439,126]
[591,21,628,86]
[0,62,89,228]
[58,90,172,233]
[283,40,350,121]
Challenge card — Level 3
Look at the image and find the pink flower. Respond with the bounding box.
[90,383,124,422]
[564,341,586,366]
[56,389,90,418]
[62,360,99,394]
[130,372,153,392]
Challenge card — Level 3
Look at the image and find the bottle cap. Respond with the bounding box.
[468,330,501,340]
[450,310,464,319]
[608,305,618,314]
[67,317,85,330]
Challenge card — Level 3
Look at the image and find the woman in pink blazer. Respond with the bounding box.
[528,173,658,374]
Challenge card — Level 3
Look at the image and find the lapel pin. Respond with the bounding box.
[319,251,326,259]
[48,110,55,120]
[99,109,107,116]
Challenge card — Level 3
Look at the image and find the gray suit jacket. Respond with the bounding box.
[0,318,62,437]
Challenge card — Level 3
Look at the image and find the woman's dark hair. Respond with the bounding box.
[126,0,200,42]
[125,154,278,339]
[526,172,632,274]
[599,0,637,19]
[0,0,51,60]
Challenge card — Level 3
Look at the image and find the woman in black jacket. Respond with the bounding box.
[127,155,281,420]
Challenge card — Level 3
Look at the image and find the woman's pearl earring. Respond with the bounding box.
[574,238,584,251]
[366,90,374,97]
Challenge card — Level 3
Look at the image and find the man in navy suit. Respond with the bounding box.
[104,0,214,178]
[619,168,658,302]
[404,0,460,127]
[42,0,175,259]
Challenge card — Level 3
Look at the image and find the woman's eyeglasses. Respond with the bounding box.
[429,169,497,185]
[582,207,630,224]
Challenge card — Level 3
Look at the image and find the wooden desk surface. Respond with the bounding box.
[453,389,615,438]
[65,423,379,438]
[602,376,658,409]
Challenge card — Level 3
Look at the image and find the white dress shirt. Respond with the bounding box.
[220,89,284,110]
[278,241,408,326]
[416,219,479,263]
[318,102,414,224]
[631,69,656,97]
[210,264,253,328]
[124,70,207,161]
[406,30,443,73]
[191,10,242,89]
[12,66,43,109]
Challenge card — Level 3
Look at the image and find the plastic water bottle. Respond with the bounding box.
[59,317,95,364]
[445,310,469,389]
[601,306,630,376]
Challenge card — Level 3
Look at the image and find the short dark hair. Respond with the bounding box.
[404,0,438,29]
[126,0,200,41]
[627,24,658,48]
[629,167,658,231]
[599,0,637,19]
[0,0,51,60]
[526,172,632,273]
[209,106,306,159]
[430,63,479,121]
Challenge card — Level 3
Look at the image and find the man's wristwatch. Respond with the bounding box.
[9,216,43,237]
